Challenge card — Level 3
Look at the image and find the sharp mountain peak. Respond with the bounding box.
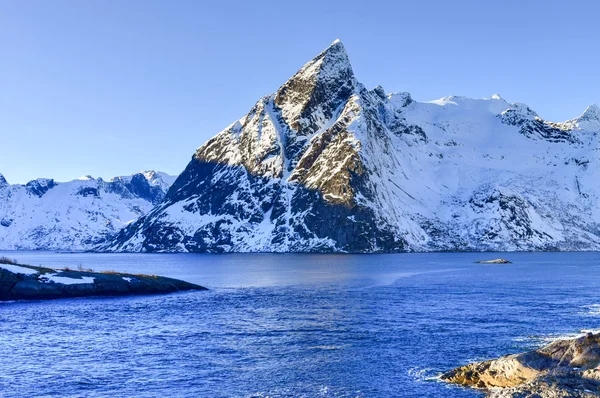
[581,103,600,119]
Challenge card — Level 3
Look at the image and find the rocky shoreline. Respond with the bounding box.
[0,260,206,301]
[442,332,600,397]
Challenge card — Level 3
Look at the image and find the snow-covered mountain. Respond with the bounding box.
[0,171,175,250]
[104,40,600,253]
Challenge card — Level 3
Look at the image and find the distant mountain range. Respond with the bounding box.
[3,40,599,253]
[94,40,600,253]
[0,171,175,250]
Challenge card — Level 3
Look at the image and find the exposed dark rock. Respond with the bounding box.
[77,186,100,197]
[107,173,166,204]
[26,178,57,197]
[467,188,554,250]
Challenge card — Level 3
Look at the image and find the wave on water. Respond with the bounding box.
[245,386,364,398]
[514,329,600,348]
[407,367,441,383]
[308,345,345,350]
[584,304,600,316]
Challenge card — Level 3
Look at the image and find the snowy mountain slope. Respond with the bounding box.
[103,40,600,253]
[0,171,175,250]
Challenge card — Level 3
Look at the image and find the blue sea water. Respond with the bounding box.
[1,251,600,398]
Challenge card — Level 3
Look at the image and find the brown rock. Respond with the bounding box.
[442,333,600,397]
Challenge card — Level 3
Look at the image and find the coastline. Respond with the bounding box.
[0,259,207,301]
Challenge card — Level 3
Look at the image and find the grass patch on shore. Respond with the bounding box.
[64,268,157,278]
[59,267,158,278]
[0,256,18,265]
[1,257,158,279]
[97,270,158,278]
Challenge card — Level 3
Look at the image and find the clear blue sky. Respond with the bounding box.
[1,0,598,184]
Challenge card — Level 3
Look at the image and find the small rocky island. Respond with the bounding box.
[0,258,206,301]
[475,258,512,264]
[442,332,600,397]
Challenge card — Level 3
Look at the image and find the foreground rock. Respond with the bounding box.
[475,258,512,264]
[0,261,206,301]
[442,332,600,397]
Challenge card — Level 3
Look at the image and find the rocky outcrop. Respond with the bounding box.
[0,262,205,301]
[475,259,512,264]
[442,332,600,397]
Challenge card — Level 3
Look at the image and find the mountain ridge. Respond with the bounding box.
[0,170,176,250]
[101,40,600,253]
[3,40,597,253]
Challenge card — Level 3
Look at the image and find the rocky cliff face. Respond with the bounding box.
[0,171,175,250]
[103,40,600,253]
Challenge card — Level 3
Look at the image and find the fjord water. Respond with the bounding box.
[1,252,600,397]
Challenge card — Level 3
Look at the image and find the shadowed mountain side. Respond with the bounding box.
[106,159,404,253]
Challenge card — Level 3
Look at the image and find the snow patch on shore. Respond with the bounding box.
[0,264,39,275]
[44,274,96,285]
